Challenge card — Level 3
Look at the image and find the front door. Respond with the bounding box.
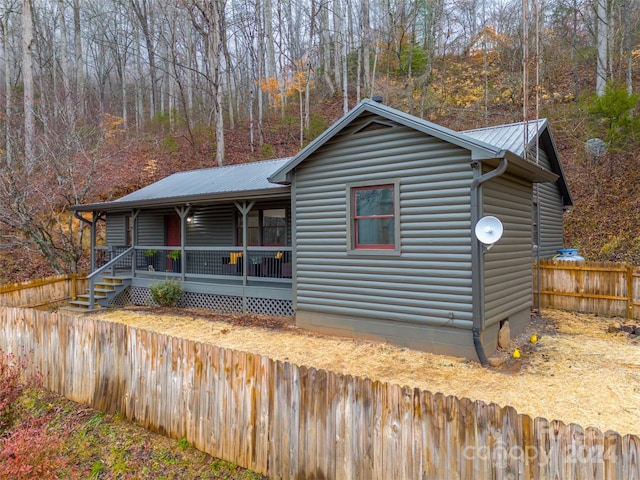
[165,215,181,271]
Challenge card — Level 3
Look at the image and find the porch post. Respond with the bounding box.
[234,200,255,312]
[131,210,139,276]
[90,212,97,272]
[174,205,192,281]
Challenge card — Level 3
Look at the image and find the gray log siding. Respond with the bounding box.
[137,209,171,246]
[186,205,235,246]
[105,213,128,245]
[293,119,475,330]
[533,149,565,258]
[482,172,534,330]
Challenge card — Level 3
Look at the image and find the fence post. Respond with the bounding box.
[628,264,634,320]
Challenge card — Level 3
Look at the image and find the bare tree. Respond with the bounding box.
[186,0,226,165]
[596,0,608,95]
[0,0,17,165]
[21,0,35,168]
[73,0,84,114]
[57,0,74,120]
[130,0,159,118]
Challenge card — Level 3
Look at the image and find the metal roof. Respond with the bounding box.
[463,119,547,157]
[269,99,558,185]
[463,119,573,205]
[73,158,291,212]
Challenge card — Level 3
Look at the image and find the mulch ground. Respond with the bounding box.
[86,306,640,436]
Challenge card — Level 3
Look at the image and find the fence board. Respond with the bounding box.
[254,354,270,474]
[623,435,640,479]
[333,372,345,479]
[535,260,639,319]
[0,274,86,308]
[2,307,640,479]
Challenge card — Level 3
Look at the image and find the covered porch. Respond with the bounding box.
[72,159,295,315]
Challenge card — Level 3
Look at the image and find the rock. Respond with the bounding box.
[622,324,635,334]
[608,322,621,334]
[488,355,507,367]
[498,321,510,349]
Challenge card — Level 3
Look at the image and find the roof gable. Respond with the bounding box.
[269,99,512,184]
[268,99,561,186]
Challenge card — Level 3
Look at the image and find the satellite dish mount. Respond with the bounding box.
[475,216,504,251]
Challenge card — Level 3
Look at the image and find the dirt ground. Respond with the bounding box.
[88,307,640,437]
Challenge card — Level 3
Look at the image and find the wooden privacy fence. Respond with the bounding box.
[1,307,639,479]
[0,274,86,309]
[534,260,640,320]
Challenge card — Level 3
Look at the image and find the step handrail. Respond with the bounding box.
[87,247,134,309]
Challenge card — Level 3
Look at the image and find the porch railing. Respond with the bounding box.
[95,246,134,270]
[94,246,293,281]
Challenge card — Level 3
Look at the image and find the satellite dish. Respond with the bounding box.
[475,216,504,246]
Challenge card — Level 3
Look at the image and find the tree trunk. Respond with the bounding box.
[333,0,342,93]
[2,0,13,165]
[135,27,144,131]
[264,0,276,79]
[22,0,35,169]
[73,0,83,116]
[130,0,158,118]
[361,0,371,97]
[623,0,632,93]
[57,0,74,121]
[257,0,265,147]
[596,0,608,96]
[319,0,334,95]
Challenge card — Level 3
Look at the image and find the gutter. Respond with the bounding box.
[470,156,508,367]
[73,210,93,226]
[70,188,290,213]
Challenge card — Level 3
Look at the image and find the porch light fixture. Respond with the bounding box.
[186,215,193,223]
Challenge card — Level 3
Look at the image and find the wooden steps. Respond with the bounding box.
[66,275,131,311]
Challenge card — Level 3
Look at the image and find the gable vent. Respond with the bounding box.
[353,120,395,134]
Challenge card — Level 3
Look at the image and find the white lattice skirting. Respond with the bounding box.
[116,286,295,317]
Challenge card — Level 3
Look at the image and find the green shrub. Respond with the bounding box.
[161,134,179,155]
[149,279,183,308]
[261,143,276,159]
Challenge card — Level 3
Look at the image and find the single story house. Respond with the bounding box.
[71,99,572,362]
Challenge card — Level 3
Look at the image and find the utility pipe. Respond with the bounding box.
[470,156,508,367]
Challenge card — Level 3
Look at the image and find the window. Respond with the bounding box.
[237,208,286,246]
[262,209,287,246]
[352,184,396,249]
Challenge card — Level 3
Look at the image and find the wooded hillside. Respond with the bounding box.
[0,0,638,282]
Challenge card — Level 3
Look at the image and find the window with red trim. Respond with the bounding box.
[353,184,395,249]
